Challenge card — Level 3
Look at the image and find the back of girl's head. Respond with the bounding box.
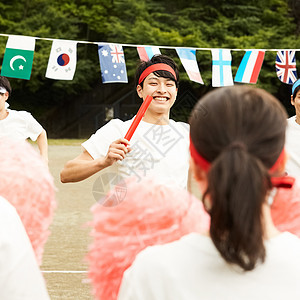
[135,54,179,88]
[189,86,287,271]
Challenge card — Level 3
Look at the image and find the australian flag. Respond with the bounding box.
[275,50,297,84]
[98,44,128,83]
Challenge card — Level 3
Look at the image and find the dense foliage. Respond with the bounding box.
[0,0,299,117]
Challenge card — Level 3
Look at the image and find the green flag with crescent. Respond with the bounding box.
[1,36,35,80]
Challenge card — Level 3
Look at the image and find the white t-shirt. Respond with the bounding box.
[0,196,50,300]
[285,115,300,177]
[0,109,43,141]
[118,232,300,300]
[82,118,190,194]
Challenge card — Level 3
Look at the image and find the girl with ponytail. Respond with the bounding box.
[118,86,300,300]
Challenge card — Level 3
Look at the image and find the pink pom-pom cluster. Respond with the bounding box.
[87,177,210,300]
[0,139,56,265]
[271,178,300,238]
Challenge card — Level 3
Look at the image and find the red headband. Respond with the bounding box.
[189,137,210,172]
[190,138,295,189]
[138,63,177,85]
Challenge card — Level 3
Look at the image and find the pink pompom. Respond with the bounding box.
[271,178,300,237]
[87,176,210,300]
[0,139,56,265]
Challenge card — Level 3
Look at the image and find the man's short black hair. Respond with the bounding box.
[135,54,179,88]
[293,85,300,100]
[0,76,12,96]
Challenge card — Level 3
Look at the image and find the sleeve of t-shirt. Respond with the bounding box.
[82,119,125,159]
[21,112,44,141]
[0,196,50,300]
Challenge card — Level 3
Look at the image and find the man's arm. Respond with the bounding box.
[36,129,48,164]
[60,138,130,183]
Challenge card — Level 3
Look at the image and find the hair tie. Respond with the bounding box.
[225,141,247,152]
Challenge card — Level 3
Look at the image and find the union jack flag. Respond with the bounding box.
[275,51,297,84]
[110,45,125,63]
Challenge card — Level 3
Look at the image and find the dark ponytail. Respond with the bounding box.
[190,86,287,271]
[205,147,271,270]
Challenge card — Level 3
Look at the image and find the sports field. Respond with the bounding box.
[41,144,96,299]
[40,142,201,299]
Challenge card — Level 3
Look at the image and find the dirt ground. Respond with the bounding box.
[41,144,201,300]
[42,145,96,300]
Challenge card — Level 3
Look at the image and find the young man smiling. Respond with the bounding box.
[60,55,190,193]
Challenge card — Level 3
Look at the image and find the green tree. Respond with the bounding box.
[0,0,299,118]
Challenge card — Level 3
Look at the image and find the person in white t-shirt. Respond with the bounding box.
[118,86,300,300]
[285,79,300,176]
[0,76,48,163]
[60,55,189,193]
[0,195,50,300]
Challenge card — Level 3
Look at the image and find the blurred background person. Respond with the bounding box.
[285,79,300,177]
[0,76,48,163]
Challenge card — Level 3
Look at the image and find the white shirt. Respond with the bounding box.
[82,118,190,195]
[0,109,43,141]
[285,115,300,177]
[118,232,300,300]
[0,196,50,300]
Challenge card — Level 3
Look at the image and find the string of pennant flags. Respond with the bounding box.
[0,34,298,87]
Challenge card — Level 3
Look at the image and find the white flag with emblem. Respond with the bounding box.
[45,40,77,80]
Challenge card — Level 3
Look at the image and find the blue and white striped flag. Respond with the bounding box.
[176,48,204,84]
[137,46,161,61]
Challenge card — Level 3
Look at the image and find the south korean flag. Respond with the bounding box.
[46,40,77,80]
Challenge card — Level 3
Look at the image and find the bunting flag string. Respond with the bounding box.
[98,44,128,83]
[175,48,204,84]
[275,50,297,84]
[0,33,299,85]
[137,46,161,61]
[235,50,265,84]
[45,40,77,80]
[1,35,35,80]
[211,49,234,87]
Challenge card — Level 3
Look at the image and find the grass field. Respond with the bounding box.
[48,139,86,146]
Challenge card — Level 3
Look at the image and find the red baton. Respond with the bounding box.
[124,95,153,141]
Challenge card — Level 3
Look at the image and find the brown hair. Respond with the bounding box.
[189,86,287,271]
